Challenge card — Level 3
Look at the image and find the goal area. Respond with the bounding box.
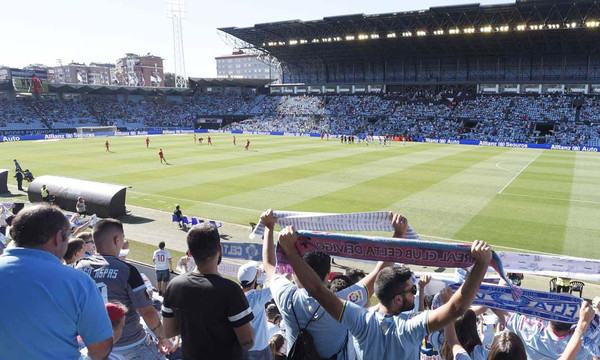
[76,126,117,134]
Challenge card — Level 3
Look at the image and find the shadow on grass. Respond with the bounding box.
[0,192,27,199]
[120,214,154,224]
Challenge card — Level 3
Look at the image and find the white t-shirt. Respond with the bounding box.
[267,321,281,342]
[153,249,171,271]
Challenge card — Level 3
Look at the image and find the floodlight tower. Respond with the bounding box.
[166,0,187,88]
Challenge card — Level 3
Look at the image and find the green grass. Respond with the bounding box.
[2,133,600,258]
[127,239,185,266]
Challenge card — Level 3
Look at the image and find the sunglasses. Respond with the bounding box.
[395,284,417,297]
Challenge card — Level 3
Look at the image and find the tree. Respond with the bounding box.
[164,72,175,87]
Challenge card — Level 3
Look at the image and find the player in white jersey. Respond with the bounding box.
[153,241,172,296]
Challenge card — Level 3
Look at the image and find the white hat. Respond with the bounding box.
[237,261,259,285]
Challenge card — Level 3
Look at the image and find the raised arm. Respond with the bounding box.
[390,212,408,239]
[418,275,431,312]
[261,209,278,282]
[279,226,345,320]
[359,213,408,294]
[558,301,595,360]
[427,240,492,333]
[71,215,96,238]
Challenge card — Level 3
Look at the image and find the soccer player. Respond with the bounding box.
[153,242,172,296]
[233,135,236,146]
[145,137,150,148]
[199,137,203,144]
[105,140,110,152]
[207,136,212,146]
[159,149,167,164]
[245,139,250,151]
[194,134,197,144]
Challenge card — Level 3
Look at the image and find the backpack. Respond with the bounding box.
[287,290,322,360]
[287,290,347,360]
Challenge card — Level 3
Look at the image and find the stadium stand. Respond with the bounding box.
[3,92,600,146]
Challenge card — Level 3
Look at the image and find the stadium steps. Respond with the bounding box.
[575,106,582,122]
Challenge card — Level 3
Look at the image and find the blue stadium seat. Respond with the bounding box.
[191,217,198,226]
[209,220,222,228]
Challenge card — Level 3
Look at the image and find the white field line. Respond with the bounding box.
[500,192,600,205]
[495,162,513,172]
[1,184,566,255]
[419,233,560,255]
[127,189,563,255]
[497,153,542,194]
[129,190,262,214]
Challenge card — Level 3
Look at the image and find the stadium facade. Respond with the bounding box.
[220,0,600,93]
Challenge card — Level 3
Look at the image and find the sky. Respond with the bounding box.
[1,0,513,78]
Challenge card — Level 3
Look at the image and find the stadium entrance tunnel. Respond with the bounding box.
[0,170,8,193]
[27,175,130,218]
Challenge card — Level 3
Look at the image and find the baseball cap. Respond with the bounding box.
[106,303,126,322]
[237,261,259,285]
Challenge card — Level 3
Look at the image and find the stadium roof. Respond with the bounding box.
[220,0,600,61]
[49,84,191,96]
[188,78,273,88]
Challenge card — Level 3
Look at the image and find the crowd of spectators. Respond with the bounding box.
[3,91,600,146]
[1,204,598,360]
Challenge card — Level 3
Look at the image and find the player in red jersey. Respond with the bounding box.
[244,139,250,151]
[159,149,167,164]
[146,137,150,148]
[207,136,212,146]
[199,137,203,144]
[105,140,110,152]
[233,135,236,146]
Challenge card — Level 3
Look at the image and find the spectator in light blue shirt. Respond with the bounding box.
[277,223,493,360]
[261,210,408,360]
[0,204,113,359]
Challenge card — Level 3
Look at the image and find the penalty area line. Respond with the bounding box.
[500,192,600,205]
[497,152,542,194]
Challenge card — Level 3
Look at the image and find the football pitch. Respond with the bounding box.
[2,133,600,259]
